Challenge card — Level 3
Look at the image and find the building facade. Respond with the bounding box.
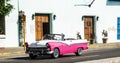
[0,0,120,47]
[0,0,19,47]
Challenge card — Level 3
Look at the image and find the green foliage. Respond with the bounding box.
[0,0,13,16]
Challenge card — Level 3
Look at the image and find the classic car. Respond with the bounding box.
[25,34,88,59]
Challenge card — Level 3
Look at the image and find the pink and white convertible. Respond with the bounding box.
[26,34,88,59]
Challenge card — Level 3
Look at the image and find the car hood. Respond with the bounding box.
[28,40,56,47]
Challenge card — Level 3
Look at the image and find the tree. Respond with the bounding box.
[0,0,13,16]
[0,0,13,34]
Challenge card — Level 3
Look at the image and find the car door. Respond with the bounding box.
[59,40,72,54]
[67,40,77,53]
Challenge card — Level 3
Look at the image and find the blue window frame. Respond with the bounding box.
[117,17,120,40]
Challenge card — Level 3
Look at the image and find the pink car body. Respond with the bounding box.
[26,34,88,59]
[47,40,88,55]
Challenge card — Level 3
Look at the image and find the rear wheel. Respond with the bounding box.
[75,48,83,56]
[52,48,59,59]
[29,54,37,59]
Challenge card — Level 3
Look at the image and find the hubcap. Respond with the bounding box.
[78,48,82,55]
[54,49,59,58]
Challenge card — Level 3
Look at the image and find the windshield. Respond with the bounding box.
[43,34,63,40]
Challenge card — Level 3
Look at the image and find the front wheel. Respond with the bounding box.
[29,54,37,59]
[52,48,60,59]
[75,48,83,56]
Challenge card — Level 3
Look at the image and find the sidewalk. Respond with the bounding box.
[88,42,120,49]
[0,42,120,57]
[0,47,25,57]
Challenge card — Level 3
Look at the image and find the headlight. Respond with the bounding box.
[46,43,50,47]
[46,43,51,51]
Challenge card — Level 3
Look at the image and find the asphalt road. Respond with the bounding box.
[0,47,120,63]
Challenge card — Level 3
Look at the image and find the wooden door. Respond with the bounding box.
[35,16,43,41]
[35,15,49,41]
[84,16,94,41]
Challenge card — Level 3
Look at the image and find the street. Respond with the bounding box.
[0,47,120,63]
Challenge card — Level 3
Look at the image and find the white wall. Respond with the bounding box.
[93,0,120,43]
[3,0,18,47]
[19,0,120,43]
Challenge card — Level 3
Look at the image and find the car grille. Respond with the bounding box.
[26,47,49,54]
